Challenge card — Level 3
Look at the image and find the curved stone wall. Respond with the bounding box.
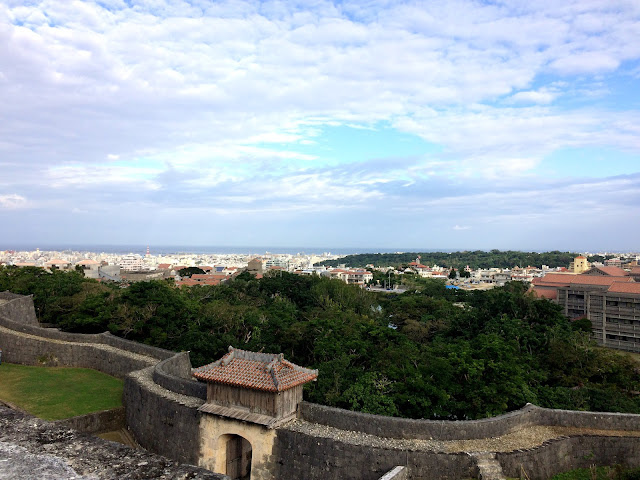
[152,352,206,400]
[300,401,540,440]
[497,435,640,480]
[124,366,204,465]
[0,316,163,379]
[299,402,640,441]
[273,427,476,480]
[0,292,38,326]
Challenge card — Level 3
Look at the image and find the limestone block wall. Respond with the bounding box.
[497,435,640,480]
[299,401,540,440]
[0,323,157,379]
[535,406,640,431]
[153,352,207,400]
[273,428,475,480]
[54,407,126,434]
[0,291,38,325]
[123,366,205,465]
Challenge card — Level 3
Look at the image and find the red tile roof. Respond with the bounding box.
[569,275,632,286]
[532,273,633,288]
[607,282,640,294]
[586,266,629,277]
[77,259,100,266]
[193,347,318,393]
[531,273,576,287]
[630,266,640,275]
[533,287,558,300]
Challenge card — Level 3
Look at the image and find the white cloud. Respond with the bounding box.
[1,0,640,248]
[0,194,27,209]
[510,88,559,104]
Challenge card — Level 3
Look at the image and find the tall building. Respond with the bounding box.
[120,254,144,271]
[569,255,590,273]
[532,267,640,353]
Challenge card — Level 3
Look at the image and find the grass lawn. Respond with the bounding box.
[0,363,123,420]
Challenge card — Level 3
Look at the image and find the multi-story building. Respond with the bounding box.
[119,254,144,271]
[532,265,640,353]
[569,255,590,273]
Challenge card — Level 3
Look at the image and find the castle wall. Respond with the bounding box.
[300,402,640,440]
[54,407,126,434]
[497,435,640,480]
[299,401,540,440]
[0,322,157,379]
[153,352,207,399]
[124,366,205,465]
[273,428,475,480]
[0,291,38,325]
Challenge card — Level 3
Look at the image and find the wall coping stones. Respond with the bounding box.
[299,401,640,441]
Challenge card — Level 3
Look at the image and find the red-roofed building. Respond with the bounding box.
[584,266,629,277]
[532,271,640,353]
[193,347,317,428]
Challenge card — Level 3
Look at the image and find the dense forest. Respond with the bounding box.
[1,266,639,420]
[317,250,613,269]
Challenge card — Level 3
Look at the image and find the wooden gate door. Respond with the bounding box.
[226,436,242,479]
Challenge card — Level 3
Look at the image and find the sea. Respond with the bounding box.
[2,244,429,256]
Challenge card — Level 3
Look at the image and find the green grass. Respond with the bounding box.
[551,465,640,480]
[0,363,123,420]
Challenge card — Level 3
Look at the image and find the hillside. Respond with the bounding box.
[316,250,612,269]
[1,265,639,420]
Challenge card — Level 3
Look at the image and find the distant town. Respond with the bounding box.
[1,247,639,291]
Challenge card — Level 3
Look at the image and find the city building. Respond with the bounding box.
[532,263,640,353]
[569,255,590,273]
[119,254,145,272]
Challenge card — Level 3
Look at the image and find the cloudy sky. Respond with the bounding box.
[1,0,639,252]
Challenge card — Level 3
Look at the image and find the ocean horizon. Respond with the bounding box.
[1,244,438,256]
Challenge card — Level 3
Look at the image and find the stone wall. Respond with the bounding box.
[535,406,640,431]
[379,467,408,480]
[0,405,227,480]
[497,435,640,480]
[153,352,207,400]
[54,407,126,434]
[274,428,475,480]
[300,402,640,440]
[299,401,540,440]
[0,322,158,379]
[124,366,205,465]
[0,291,38,325]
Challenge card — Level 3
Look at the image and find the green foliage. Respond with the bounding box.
[317,250,580,269]
[551,466,640,480]
[177,267,206,277]
[1,266,639,420]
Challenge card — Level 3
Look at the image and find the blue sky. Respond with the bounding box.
[1,0,639,252]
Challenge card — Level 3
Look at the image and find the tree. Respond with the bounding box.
[448,268,457,279]
[177,267,206,278]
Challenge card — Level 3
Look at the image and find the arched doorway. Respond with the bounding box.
[218,434,252,480]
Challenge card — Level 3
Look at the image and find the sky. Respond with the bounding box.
[1,0,640,252]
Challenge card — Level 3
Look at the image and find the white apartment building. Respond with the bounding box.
[119,254,145,271]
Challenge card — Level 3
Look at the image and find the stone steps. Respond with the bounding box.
[470,452,506,480]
